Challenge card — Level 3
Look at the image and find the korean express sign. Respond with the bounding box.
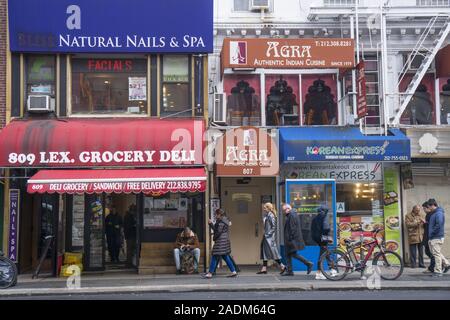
[8,0,213,53]
[279,128,411,162]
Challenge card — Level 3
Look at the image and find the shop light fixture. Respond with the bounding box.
[241,29,247,36]
[104,80,110,84]
[356,183,361,187]
[255,29,262,37]
[298,30,305,36]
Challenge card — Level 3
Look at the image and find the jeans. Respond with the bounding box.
[208,255,236,273]
[409,243,424,267]
[174,248,201,271]
[424,239,436,271]
[429,238,450,274]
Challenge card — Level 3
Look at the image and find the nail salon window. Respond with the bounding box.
[71,58,148,115]
[161,55,191,117]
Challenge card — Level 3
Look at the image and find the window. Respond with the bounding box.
[234,0,250,11]
[324,0,358,5]
[440,78,450,124]
[336,182,384,216]
[400,75,436,125]
[25,55,56,104]
[161,55,190,117]
[417,0,449,6]
[266,75,300,126]
[224,74,261,126]
[233,0,273,12]
[71,58,148,115]
[302,74,338,125]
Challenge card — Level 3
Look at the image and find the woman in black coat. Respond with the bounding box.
[282,204,313,276]
[203,209,237,278]
[311,206,333,280]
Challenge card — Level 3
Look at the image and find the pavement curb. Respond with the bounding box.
[1,282,450,297]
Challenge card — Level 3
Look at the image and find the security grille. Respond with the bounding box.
[417,0,450,6]
[324,0,358,6]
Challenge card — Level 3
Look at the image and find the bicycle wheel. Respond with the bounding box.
[0,256,18,289]
[372,250,403,280]
[319,248,351,281]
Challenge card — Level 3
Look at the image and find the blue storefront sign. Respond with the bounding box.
[8,189,20,263]
[8,0,213,53]
[279,127,410,162]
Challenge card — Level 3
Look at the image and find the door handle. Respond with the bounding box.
[255,223,259,237]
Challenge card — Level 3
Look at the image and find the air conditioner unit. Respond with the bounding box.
[213,93,227,124]
[251,0,270,10]
[27,95,55,112]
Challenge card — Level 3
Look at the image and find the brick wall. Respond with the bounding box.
[0,0,6,128]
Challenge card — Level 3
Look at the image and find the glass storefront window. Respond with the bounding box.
[288,183,334,246]
[25,55,56,101]
[161,55,190,117]
[224,74,261,126]
[144,193,191,230]
[336,182,384,216]
[265,75,300,126]
[302,74,338,125]
[71,58,148,115]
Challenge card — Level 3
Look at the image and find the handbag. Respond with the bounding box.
[321,235,333,243]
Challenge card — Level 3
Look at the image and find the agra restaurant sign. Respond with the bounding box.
[215,127,279,177]
[221,38,355,71]
[8,0,213,53]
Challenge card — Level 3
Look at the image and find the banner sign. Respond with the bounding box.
[28,180,206,195]
[8,189,20,263]
[356,61,368,119]
[383,168,402,257]
[8,0,213,53]
[215,127,279,177]
[281,162,383,182]
[221,38,355,72]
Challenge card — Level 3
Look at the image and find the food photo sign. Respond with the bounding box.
[383,168,402,257]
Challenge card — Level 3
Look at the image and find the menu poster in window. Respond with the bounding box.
[144,197,154,210]
[210,198,220,224]
[128,77,147,101]
[144,210,187,229]
[383,168,402,256]
[72,195,85,247]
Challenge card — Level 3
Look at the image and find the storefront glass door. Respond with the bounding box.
[284,179,336,271]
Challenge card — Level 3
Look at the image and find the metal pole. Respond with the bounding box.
[351,16,358,120]
[381,3,389,135]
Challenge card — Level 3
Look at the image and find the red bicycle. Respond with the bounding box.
[318,228,404,281]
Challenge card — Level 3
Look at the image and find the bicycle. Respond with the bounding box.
[0,251,18,289]
[318,228,404,281]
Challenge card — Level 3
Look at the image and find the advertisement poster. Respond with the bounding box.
[337,216,384,253]
[128,77,147,101]
[383,168,402,256]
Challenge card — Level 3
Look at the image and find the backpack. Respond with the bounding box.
[180,251,195,274]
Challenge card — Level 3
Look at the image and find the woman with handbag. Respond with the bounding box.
[311,206,333,280]
[257,203,286,274]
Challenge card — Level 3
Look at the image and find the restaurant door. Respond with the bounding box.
[284,179,337,271]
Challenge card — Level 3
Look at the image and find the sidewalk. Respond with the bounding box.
[1,268,449,297]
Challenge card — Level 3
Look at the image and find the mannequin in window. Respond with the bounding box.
[440,79,450,124]
[266,79,298,125]
[304,79,337,125]
[404,84,433,125]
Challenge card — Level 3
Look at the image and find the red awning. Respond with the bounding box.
[0,118,205,168]
[27,168,206,195]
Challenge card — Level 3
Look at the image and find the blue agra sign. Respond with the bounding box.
[8,189,20,263]
[279,128,411,162]
[8,0,213,53]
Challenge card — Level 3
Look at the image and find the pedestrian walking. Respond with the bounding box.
[422,201,436,273]
[405,205,425,268]
[426,199,450,277]
[105,206,123,263]
[281,204,313,276]
[257,203,286,275]
[202,209,237,279]
[311,206,334,280]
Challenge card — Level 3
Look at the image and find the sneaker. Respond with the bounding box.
[330,269,338,277]
[444,265,450,274]
[431,272,443,278]
[315,273,327,280]
[176,269,182,275]
[422,269,433,274]
[306,263,313,275]
[360,275,368,280]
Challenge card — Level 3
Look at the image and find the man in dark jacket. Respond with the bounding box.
[123,204,137,267]
[426,199,450,277]
[422,201,436,273]
[281,204,313,276]
[105,206,123,263]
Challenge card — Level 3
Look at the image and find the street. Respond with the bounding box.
[3,290,450,300]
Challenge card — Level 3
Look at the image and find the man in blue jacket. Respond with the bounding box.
[426,199,450,277]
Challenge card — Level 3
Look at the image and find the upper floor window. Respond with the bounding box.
[71,58,148,115]
[25,55,56,103]
[400,75,436,125]
[416,0,449,6]
[233,0,273,12]
[324,0,358,6]
[161,55,190,117]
